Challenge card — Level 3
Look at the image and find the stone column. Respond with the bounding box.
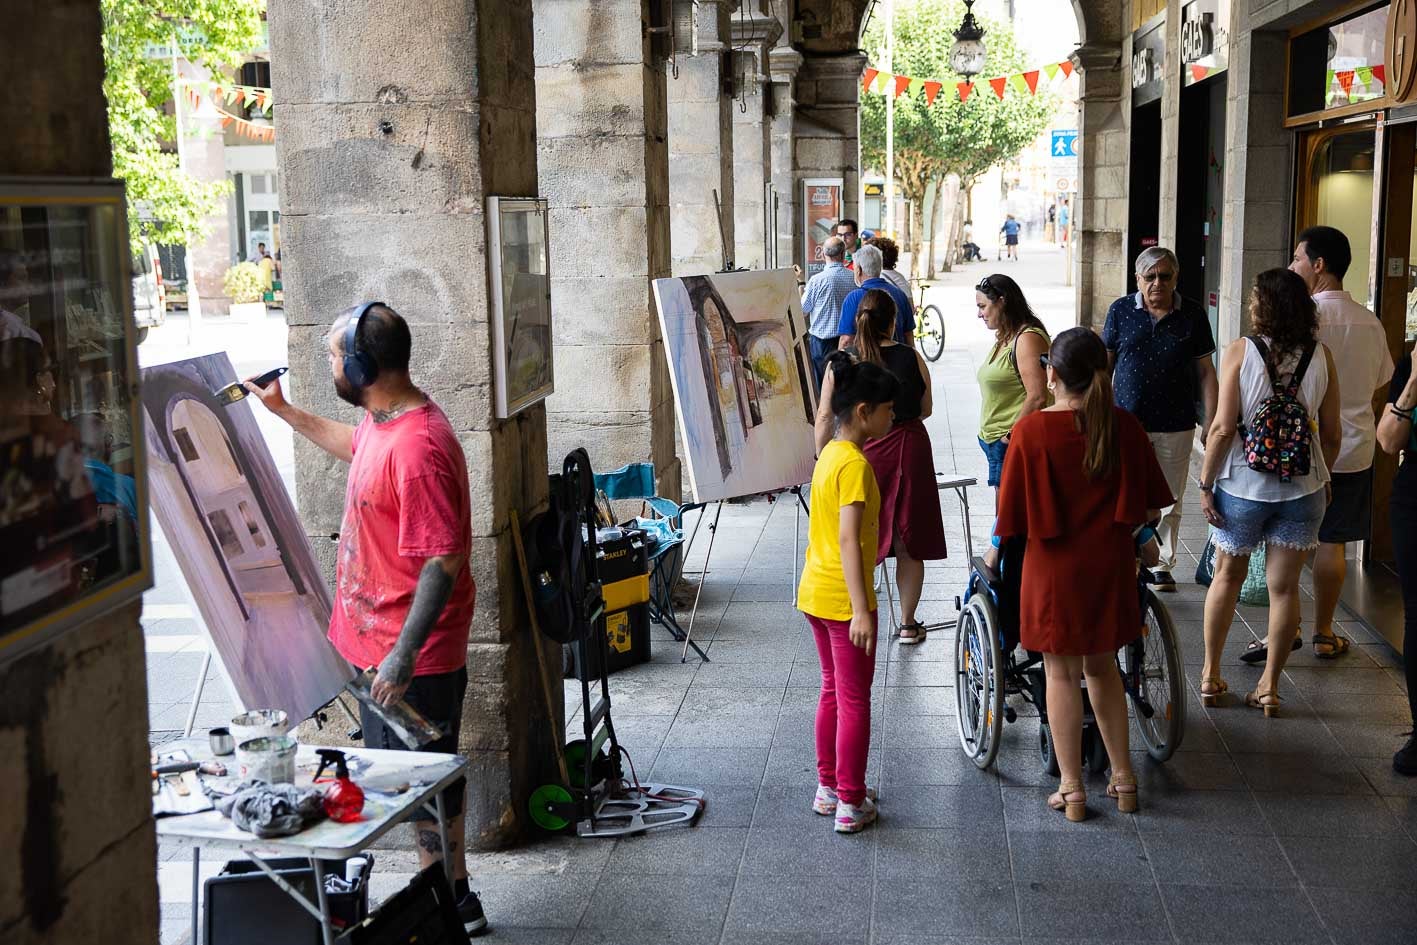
[1074,43,1129,328]
[769,45,802,270]
[667,0,738,274]
[534,0,680,496]
[269,0,557,849]
[1157,0,1183,250]
[792,52,866,267]
[180,59,237,315]
[730,5,784,270]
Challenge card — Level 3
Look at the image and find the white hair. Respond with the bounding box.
[854,243,883,279]
[1135,246,1180,276]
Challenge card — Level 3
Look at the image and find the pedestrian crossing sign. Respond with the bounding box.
[1051,130,1079,159]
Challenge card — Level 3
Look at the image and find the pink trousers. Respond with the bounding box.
[807,612,877,806]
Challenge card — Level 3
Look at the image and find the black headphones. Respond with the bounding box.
[342,301,385,389]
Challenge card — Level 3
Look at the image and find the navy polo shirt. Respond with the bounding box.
[837,278,915,344]
[1101,291,1216,433]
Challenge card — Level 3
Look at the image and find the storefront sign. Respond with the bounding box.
[1388,0,1417,104]
[1132,14,1167,107]
[802,178,844,278]
[1181,0,1230,85]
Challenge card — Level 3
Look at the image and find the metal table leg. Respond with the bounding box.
[311,856,336,945]
[191,846,200,945]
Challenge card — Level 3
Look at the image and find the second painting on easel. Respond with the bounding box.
[652,269,818,503]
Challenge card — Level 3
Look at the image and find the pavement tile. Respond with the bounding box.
[875,781,1003,829]
[881,747,994,787]
[690,661,793,688]
[739,825,875,875]
[1130,751,1249,792]
[1308,886,1417,945]
[751,783,833,828]
[663,715,777,749]
[1141,831,1296,886]
[473,874,598,929]
[1254,792,1403,837]
[875,827,1008,879]
[1159,883,1329,944]
[1279,834,1417,889]
[872,878,1019,939]
[1014,880,1169,942]
[723,875,869,937]
[605,826,748,876]
[581,873,734,931]
[649,747,769,786]
[1355,757,1417,797]
[1231,751,1375,795]
[999,785,1145,835]
[1007,829,1153,886]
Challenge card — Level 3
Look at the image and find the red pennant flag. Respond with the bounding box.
[219,115,232,128]
[1336,70,1355,95]
[989,76,1008,99]
[924,80,943,106]
[893,74,912,97]
[257,92,268,110]
[1059,60,1074,78]
[1190,64,1209,82]
[211,84,223,98]
[956,81,972,103]
[1373,64,1387,86]
[862,68,879,92]
[1023,70,1040,94]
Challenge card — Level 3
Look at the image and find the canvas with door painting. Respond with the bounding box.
[652,269,818,503]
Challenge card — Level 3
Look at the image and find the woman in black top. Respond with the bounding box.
[1378,352,1417,775]
[814,289,946,644]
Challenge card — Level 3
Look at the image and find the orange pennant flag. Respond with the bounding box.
[956,81,972,103]
[1374,64,1387,86]
[1022,70,1040,94]
[862,68,879,92]
[989,76,1008,99]
[893,74,912,97]
[1336,70,1355,95]
[1190,64,1209,82]
[923,80,943,106]
[1059,60,1074,78]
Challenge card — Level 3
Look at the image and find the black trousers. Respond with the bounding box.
[1391,498,1417,725]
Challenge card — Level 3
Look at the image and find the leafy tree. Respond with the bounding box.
[102,0,263,251]
[861,0,1056,273]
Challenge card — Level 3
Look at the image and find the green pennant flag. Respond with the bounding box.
[873,71,891,94]
[224,87,239,106]
[1044,62,1060,81]
[1357,66,1374,87]
[908,77,926,99]
[1326,68,1335,89]
[1009,73,1030,94]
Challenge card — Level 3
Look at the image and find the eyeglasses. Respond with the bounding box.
[1140,271,1177,283]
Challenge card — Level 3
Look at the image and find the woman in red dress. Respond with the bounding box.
[995,328,1173,821]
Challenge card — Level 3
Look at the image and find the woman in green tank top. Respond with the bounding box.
[975,274,1050,497]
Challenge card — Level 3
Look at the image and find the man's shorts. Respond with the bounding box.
[979,436,1009,487]
[360,667,467,822]
[1212,487,1326,556]
[1318,466,1374,544]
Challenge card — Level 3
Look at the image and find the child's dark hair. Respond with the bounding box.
[826,351,899,426]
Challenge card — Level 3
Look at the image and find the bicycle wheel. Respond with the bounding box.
[955,595,1004,769]
[1121,589,1187,761]
[916,304,946,362]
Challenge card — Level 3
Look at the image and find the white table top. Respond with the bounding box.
[154,737,468,858]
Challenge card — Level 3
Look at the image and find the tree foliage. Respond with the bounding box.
[102,0,263,251]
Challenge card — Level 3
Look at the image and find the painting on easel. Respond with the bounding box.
[141,353,353,724]
[652,269,817,503]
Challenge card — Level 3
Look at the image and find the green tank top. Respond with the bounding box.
[977,326,1049,443]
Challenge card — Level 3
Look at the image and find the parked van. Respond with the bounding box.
[131,243,165,342]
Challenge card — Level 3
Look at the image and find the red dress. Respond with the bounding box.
[994,408,1173,656]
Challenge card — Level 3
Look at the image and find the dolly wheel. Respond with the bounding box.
[529,784,573,832]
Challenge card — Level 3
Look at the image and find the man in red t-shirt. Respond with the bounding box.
[246,302,486,936]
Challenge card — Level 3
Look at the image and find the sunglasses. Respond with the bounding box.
[976,277,999,298]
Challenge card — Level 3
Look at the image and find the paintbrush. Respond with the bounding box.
[215,366,288,405]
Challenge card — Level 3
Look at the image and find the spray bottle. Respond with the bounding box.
[314,748,365,823]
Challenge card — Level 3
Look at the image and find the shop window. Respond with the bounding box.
[1308,132,1376,306]
[1289,4,1387,117]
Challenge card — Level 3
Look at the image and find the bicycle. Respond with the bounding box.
[911,278,946,362]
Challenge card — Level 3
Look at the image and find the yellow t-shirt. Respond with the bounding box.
[797,439,879,621]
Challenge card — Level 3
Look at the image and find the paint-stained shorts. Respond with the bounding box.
[360,667,467,821]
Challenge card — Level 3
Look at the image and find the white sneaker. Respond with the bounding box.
[813,785,838,815]
[834,795,878,833]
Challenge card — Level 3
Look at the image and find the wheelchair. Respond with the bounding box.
[953,540,1187,773]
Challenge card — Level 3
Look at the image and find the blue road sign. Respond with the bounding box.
[1051,130,1079,159]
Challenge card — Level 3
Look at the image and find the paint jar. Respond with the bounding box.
[208,726,236,756]
[236,735,298,784]
[230,709,290,745]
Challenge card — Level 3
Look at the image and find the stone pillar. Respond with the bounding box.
[1074,43,1129,328]
[667,0,737,274]
[768,45,802,271]
[1,4,158,943]
[535,0,680,496]
[180,59,237,314]
[269,0,557,849]
[730,5,784,269]
[1157,0,1183,250]
[791,52,865,269]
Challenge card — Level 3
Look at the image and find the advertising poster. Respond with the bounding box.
[802,178,844,278]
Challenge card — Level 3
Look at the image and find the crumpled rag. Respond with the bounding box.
[215,779,327,838]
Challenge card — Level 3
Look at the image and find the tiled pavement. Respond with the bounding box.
[153,249,1417,944]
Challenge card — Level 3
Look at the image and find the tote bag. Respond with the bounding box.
[1195,528,1270,607]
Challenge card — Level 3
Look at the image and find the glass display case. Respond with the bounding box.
[0,180,151,662]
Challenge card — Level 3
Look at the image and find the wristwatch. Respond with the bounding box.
[1196,478,1214,494]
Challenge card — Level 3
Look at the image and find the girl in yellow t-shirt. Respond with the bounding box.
[798,351,898,833]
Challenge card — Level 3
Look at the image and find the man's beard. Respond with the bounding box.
[334,375,364,408]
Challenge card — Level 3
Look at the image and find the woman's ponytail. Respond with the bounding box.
[1080,365,1118,480]
[853,289,896,368]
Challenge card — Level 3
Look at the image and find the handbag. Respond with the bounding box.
[1195,528,1269,606]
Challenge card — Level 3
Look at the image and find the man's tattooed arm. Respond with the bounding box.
[371,553,465,705]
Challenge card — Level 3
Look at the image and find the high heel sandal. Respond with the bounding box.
[1107,772,1139,813]
[1245,687,1282,718]
[1200,676,1228,707]
[1047,780,1087,822]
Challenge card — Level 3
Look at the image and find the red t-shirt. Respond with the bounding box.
[328,401,475,676]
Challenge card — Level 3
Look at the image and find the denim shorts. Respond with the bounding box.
[978,436,1009,487]
[1211,486,1326,556]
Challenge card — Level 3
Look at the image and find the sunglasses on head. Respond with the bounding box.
[976,277,999,297]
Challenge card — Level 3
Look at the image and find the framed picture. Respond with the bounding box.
[802,178,844,278]
[0,179,153,664]
[487,197,553,418]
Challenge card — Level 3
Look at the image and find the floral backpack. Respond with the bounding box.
[1240,336,1317,483]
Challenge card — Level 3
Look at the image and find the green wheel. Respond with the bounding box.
[528,784,573,832]
[564,740,590,789]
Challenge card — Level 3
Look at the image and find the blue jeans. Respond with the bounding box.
[1211,486,1326,556]
[978,436,1009,487]
[809,334,840,389]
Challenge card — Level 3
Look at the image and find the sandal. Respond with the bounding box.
[1047,779,1087,822]
[1240,631,1303,664]
[1106,772,1139,813]
[1200,676,1228,707]
[1311,632,1350,660]
[897,621,926,645]
[1245,687,1283,718]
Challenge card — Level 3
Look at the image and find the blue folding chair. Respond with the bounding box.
[592,463,710,662]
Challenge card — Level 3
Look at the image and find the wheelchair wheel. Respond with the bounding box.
[916,305,946,362]
[955,595,1004,769]
[1038,723,1060,777]
[1084,726,1110,772]
[1120,588,1187,761]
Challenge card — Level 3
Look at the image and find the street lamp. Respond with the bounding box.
[949,0,988,81]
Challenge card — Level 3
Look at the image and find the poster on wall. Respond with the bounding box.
[141,353,354,723]
[802,178,844,278]
[0,181,152,666]
[651,269,817,503]
[488,197,554,419]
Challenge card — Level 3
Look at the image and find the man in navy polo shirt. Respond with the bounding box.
[1102,246,1219,591]
[836,244,914,350]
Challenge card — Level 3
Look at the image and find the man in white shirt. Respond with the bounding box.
[1286,226,1395,659]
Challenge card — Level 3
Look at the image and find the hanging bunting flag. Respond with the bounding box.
[1022,70,1040,94]
[862,68,879,92]
[1044,62,1060,82]
[1190,64,1209,82]
[1373,64,1387,86]
[1336,70,1355,96]
[893,74,912,97]
[1009,73,1030,95]
[989,76,1008,99]
[923,80,942,106]
[873,71,893,94]
[956,81,973,103]
[1356,66,1374,88]
[907,77,926,99]
[1326,68,1336,90]
[1059,60,1074,78]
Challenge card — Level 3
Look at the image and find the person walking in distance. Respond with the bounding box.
[1277,226,1393,661]
[1101,247,1219,591]
[1000,214,1021,261]
[800,237,859,389]
[245,302,488,936]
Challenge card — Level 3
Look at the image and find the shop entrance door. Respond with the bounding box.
[1127,101,1163,292]
[1176,76,1227,345]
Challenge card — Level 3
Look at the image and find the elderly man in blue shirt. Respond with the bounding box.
[836,244,915,351]
[1101,246,1219,591]
[800,236,859,386]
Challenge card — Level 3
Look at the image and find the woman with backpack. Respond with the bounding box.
[1196,268,1341,717]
